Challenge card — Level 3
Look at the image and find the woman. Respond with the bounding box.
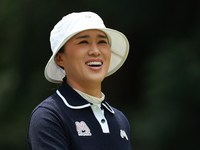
[27,11,131,150]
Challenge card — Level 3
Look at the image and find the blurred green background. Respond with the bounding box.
[0,0,200,149]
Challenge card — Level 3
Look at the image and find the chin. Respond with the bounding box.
[87,75,106,84]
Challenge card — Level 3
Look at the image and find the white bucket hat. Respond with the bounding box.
[44,11,129,83]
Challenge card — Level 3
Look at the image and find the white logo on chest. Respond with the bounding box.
[120,129,128,140]
[75,121,92,136]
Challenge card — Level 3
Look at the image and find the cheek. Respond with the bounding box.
[103,49,111,69]
[108,50,111,58]
[64,52,84,70]
[106,49,111,61]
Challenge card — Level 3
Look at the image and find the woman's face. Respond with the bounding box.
[56,29,111,88]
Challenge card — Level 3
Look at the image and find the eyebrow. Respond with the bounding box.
[75,34,108,40]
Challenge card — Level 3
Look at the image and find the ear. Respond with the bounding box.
[55,52,65,68]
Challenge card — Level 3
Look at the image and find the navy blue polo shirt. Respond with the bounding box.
[27,82,132,150]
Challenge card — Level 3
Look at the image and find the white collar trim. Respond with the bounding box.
[56,90,91,109]
[56,90,114,114]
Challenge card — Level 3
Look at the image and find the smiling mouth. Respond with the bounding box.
[86,61,103,67]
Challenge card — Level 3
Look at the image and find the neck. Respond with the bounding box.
[67,79,102,98]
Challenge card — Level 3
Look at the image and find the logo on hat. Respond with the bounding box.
[120,129,128,140]
[85,15,91,18]
[75,121,92,136]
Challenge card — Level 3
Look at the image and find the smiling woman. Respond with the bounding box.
[55,29,111,94]
[27,11,131,150]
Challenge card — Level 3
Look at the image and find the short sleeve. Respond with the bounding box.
[27,107,69,150]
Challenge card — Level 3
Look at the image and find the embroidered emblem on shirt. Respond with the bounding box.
[75,121,92,136]
[120,129,128,140]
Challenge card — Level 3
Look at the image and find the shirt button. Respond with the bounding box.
[101,119,105,123]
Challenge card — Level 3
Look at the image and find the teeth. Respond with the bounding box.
[86,62,102,66]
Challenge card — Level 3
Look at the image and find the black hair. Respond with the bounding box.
[58,45,65,53]
[56,45,65,70]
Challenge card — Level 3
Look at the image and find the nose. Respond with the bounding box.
[88,43,101,56]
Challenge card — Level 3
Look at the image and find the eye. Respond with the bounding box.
[78,40,88,44]
[98,40,108,44]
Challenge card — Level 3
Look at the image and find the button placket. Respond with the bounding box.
[91,105,109,133]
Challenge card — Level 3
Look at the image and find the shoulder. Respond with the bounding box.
[28,92,70,139]
[28,92,67,129]
[29,93,61,123]
[112,107,127,118]
[33,93,59,111]
[112,107,130,126]
[27,93,70,149]
[31,92,65,116]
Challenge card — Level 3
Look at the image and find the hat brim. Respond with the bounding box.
[44,28,129,83]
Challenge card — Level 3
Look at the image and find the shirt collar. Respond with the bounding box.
[57,82,114,114]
